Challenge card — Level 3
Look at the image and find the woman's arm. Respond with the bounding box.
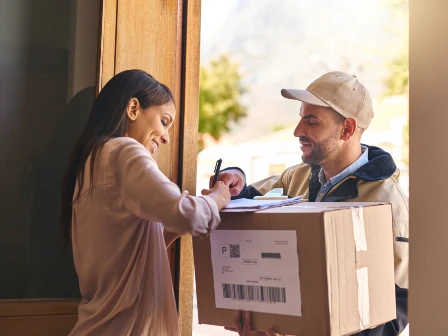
[113,138,227,236]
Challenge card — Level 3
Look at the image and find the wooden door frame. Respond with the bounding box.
[99,1,200,333]
[174,1,202,333]
[0,299,79,335]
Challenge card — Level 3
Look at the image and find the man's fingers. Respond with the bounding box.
[209,171,243,187]
[208,170,246,199]
[233,311,244,334]
[209,173,230,188]
[265,329,280,336]
[243,311,251,335]
[229,186,242,196]
[221,174,236,187]
[229,179,245,196]
[227,173,244,196]
[224,327,237,332]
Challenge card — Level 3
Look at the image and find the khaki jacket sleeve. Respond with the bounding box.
[250,163,312,197]
[250,175,285,195]
[355,174,409,289]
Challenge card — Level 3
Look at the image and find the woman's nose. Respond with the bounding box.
[161,131,169,145]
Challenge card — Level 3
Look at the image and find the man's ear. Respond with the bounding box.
[341,118,357,141]
[126,98,140,121]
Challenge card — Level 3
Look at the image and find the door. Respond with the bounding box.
[0,0,200,334]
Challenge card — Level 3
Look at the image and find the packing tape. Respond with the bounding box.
[351,207,367,252]
[352,207,370,329]
[356,267,370,329]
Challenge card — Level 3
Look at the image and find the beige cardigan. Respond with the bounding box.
[69,137,220,336]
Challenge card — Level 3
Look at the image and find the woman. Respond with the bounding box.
[61,70,230,335]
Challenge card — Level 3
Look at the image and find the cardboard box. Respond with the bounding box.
[193,202,396,336]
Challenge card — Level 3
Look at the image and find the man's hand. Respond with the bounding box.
[225,311,283,336]
[206,169,246,197]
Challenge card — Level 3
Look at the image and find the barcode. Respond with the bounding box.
[222,283,286,303]
[261,252,281,259]
[230,244,240,258]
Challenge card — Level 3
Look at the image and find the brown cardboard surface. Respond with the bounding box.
[193,203,396,336]
[322,206,395,335]
[360,206,396,326]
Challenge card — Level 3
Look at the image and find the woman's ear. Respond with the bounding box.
[126,98,140,121]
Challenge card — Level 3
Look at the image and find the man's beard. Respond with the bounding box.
[301,142,326,165]
[300,131,340,166]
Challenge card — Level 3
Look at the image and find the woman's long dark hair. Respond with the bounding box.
[60,70,174,246]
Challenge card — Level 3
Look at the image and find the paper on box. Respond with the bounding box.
[210,230,302,316]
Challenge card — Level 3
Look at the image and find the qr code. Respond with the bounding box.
[230,244,240,258]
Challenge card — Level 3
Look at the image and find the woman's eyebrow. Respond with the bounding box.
[165,113,174,125]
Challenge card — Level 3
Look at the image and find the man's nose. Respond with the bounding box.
[293,119,305,137]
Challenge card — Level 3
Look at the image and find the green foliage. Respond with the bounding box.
[199,55,247,150]
[384,51,409,96]
[403,123,409,146]
[383,0,409,96]
[271,124,287,132]
[383,0,409,165]
[402,122,409,165]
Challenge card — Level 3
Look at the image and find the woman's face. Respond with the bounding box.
[125,98,176,154]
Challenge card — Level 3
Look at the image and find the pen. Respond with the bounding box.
[212,158,222,187]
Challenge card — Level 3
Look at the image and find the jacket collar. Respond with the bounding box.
[308,145,397,202]
[353,144,397,182]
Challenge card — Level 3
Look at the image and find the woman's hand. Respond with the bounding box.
[201,181,231,210]
[225,311,284,336]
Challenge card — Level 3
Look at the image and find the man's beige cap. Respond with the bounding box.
[281,71,374,129]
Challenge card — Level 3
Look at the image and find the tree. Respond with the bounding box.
[383,0,409,96]
[198,55,247,151]
[384,51,408,96]
[402,122,409,166]
[383,0,409,165]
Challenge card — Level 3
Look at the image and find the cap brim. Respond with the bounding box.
[281,89,330,107]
